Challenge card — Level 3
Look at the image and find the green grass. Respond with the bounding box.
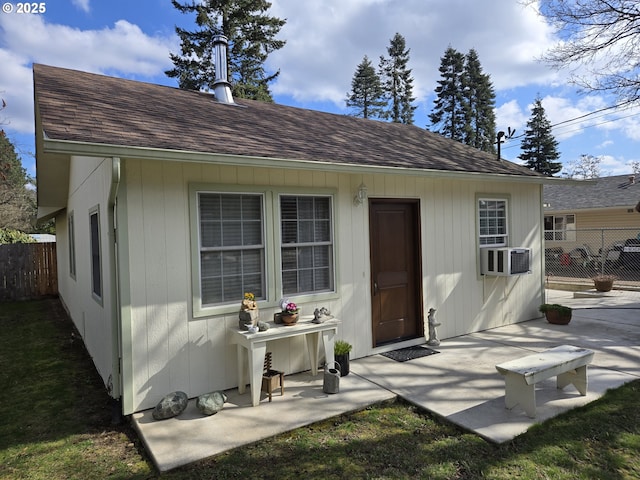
[1,298,639,479]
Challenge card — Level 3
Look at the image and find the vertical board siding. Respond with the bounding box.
[122,159,544,412]
[0,243,58,300]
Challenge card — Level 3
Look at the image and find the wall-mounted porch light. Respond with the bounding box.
[353,182,368,206]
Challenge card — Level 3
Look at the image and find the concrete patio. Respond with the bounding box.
[132,289,640,472]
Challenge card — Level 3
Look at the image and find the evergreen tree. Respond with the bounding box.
[166,0,285,102]
[346,56,386,119]
[429,46,466,141]
[0,130,34,231]
[378,33,416,124]
[519,97,562,176]
[463,49,496,153]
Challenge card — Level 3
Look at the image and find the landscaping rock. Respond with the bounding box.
[152,391,188,420]
[196,391,228,416]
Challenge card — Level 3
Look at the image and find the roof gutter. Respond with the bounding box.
[41,138,566,185]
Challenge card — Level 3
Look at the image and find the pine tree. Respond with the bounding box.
[429,46,467,141]
[0,130,34,231]
[519,97,562,176]
[378,33,416,124]
[463,49,496,153]
[166,0,286,102]
[346,56,386,119]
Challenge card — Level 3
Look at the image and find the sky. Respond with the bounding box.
[2,0,640,179]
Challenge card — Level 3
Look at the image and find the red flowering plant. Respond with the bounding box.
[284,302,298,314]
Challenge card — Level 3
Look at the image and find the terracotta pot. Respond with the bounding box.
[281,313,299,326]
[594,279,613,292]
[545,310,572,325]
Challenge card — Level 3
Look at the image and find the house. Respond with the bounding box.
[544,174,640,269]
[34,55,549,415]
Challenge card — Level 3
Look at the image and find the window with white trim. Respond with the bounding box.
[280,195,334,295]
[478,198,508,247]
[198,192,265,307]
[192,187,336,314]
[89,206,102,300]
[544,214,576,241]
[68,211,76,278]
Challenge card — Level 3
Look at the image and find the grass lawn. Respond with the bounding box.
[1,298,639,479]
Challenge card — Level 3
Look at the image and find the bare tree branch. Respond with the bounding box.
[529,0,640,102]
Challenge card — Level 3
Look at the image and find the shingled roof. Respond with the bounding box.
[33,63,543,178]
[544,174,640,211]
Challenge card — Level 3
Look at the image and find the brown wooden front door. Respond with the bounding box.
[369,199,423,346]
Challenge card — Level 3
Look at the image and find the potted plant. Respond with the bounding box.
[280,300,299,326]
[334,340,352,377]
[238,292,259,330]
[539,303,572,325]
[592,274,616,292]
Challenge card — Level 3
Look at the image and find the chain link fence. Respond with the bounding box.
[545,228,640,288]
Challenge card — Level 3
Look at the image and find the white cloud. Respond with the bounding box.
[268,0,558,108]
[0,14,177,134]
[72,0,90,13]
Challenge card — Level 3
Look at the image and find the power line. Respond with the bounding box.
[501,99,640,151]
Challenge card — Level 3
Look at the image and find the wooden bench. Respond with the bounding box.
[495,345,595,418]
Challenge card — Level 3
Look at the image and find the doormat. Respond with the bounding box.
[381,345,440,362]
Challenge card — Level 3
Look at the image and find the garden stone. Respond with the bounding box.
[196,391,228,416]
[152,391,188,420]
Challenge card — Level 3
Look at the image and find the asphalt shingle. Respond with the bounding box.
[33,63,543,178]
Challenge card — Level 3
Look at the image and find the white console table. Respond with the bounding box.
[229,318,340,406]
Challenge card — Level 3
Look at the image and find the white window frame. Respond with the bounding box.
[196,190,267,309]
[68,211,76,279]
[89,205,102,304]
[189,184,338,318]
[279,194,335,296]
[477,197,509,247]
[544,214,576,241]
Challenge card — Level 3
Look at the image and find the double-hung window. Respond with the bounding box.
[544,214,575,241]
[280,195,334,295]
[193,188,335,316]
[478,198,508,247]
[198,193,265,307]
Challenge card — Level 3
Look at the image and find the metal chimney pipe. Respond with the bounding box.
[213,35,234,104]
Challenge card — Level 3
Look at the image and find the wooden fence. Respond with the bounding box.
[0,243,58,301]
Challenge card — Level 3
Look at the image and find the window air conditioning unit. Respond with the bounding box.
[481,247,531,276]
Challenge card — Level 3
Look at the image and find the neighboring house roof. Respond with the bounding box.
[544,174,640,212]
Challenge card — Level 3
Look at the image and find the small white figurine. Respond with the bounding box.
[427,308,441,346]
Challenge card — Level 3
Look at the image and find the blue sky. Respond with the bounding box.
[2,0,640,179]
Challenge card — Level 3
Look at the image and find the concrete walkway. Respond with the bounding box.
[132,289,640,472]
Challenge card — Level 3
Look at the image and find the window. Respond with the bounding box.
[68,211,76,278]
[198,193,265,307]
[544,214,576,241]
[280,195,334,295]
[192,187,337,315]
[89,206,102,300]
[478,198,508,247]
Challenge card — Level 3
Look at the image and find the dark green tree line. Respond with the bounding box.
[0,130,34,232]
[429,46,496,153]
[346,33,416,123]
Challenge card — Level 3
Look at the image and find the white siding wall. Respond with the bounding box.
[56,155,117,394]
[119,159,544,413]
